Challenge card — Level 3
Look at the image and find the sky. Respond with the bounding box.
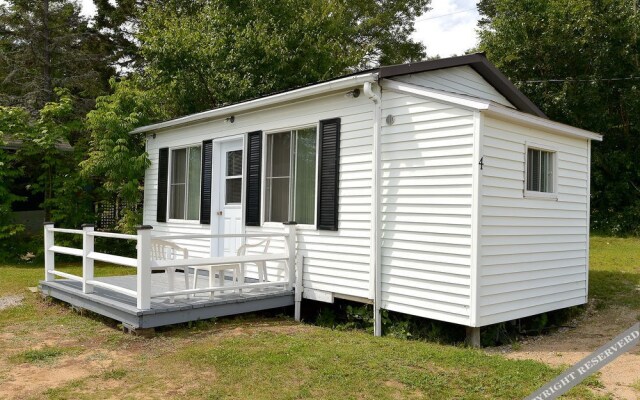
[411,0,481,57]
[79,0,481,58]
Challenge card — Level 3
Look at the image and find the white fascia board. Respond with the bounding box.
[381,79,492,111]
[381,79,603,142]
[132,73,378,134]
[483,105,603,141]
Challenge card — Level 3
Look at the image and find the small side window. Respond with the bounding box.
[526,147,555,194]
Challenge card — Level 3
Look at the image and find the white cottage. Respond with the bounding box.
[133,54,602,341]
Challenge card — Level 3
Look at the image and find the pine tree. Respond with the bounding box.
[0,0,115,116]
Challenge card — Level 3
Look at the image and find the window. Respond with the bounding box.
[169,146,201,220]
[526,147,555,193]
[265,127,317,225]
[225,150,242,204]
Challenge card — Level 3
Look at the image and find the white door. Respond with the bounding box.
[216,140,244,257]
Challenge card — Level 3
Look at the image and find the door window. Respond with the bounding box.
[225,150,242,204]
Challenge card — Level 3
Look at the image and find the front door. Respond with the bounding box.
[215,139,244,257]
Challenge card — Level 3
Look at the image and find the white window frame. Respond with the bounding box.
[224,149,243,205]
[524,142,558,200]
[167,144,202,222]
[261,124,320,230]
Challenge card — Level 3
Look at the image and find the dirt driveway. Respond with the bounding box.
[489,305,640,399]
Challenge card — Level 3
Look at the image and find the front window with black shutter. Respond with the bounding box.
[169,145,202,220]
[265,127,317,225]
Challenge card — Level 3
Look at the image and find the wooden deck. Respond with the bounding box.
[39,272,294,329]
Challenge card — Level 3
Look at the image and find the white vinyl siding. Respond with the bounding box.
[143,91,373,299]
[379,91,475,326]
[477,115,589,326]
[394,66,515,108]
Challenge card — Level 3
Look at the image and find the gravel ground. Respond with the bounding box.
[487,305,640,400]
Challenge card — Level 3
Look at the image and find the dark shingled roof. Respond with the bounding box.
[378,53,546,118]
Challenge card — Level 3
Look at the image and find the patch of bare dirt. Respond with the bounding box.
[489,306,640,399]
[0,350,131,400]
[207,321,313,339]
[0,295,23,311]
[383,380,424,399]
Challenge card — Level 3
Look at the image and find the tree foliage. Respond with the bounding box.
[478,0,640,235]
[137,0,430,116]
[0,0,115,116]
[81,77,170,231]
[0,89,93,227]
[93,0,145,71]
[0,112,26,240]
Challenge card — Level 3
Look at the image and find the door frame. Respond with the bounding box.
[210,134,246,256]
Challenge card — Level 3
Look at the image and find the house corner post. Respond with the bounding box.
[136,225,153,310]
[294,253,304,322]
[82,224,95,294]
[469,111,484,337]
[466,326,481,348]
[43,222,55,282]
[283,222,297,291]
[374,301,382,337]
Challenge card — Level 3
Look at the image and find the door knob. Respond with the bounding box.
[217,211,223,216]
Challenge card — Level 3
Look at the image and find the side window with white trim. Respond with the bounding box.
[526,147,555,193]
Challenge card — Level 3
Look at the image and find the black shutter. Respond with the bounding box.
[245,131,262,226]
[156,147,169,223]
[317,118,341,231]
[200,140,213,224]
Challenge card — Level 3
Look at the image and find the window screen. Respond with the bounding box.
[527,148,554,193]
[265,128,317,224]
[169,146,201,219]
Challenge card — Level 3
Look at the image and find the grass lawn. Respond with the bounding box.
[589,236,640,309]
[0,237,638,399]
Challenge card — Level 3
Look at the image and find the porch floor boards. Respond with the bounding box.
[39,272,294,329]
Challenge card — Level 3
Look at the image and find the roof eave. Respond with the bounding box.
[380,79,602,142]
[131,73,379,134]
[483,104,603,142]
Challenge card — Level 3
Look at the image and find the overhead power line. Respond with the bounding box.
[517,76,640,84]
[415,8,477,23]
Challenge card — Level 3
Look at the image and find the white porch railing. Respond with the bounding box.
[43,222,298,311]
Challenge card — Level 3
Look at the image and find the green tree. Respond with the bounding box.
[0,0,115,117]
[0,112,26,240]
[0,89,93,225]
[93,0,145,71]
[138,0,430,116]
[81,77,168,232]
[0,0,141,233]
[478,0,640,235]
